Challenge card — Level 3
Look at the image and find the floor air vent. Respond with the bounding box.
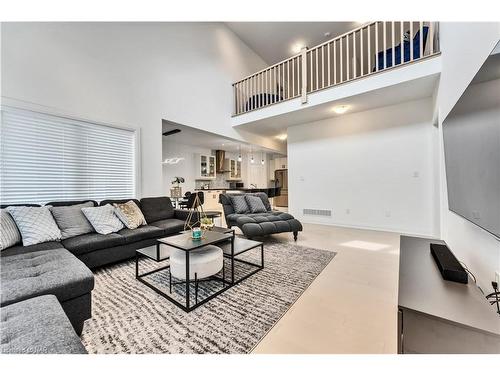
[303,208,332,217]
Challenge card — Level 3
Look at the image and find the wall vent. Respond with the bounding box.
[303,208,332,217]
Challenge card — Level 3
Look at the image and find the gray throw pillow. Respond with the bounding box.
[81,204,124,235]
[50,202,95,240]
[6,206,62,246]
[252,192,272,211]
[229,195,250,214]
[0,209,22,250]
[245,195,267,213]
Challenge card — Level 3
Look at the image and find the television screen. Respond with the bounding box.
[443,45,500,238]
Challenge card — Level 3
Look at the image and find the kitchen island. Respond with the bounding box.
[195,187,280,198]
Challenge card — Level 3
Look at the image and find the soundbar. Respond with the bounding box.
[430,243,468,284]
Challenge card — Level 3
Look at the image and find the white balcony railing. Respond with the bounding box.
[232,21,440,116]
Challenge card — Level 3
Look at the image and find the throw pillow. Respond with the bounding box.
[229,195,250,214]
[252,192,272,211]
[6,206,62,246]
[81,204,124,235]
[113,200,147,229]
[245,195,267,213]
[0,209,22,250]
[50,202,95,240]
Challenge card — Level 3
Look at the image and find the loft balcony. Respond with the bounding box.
[231,21,441,129]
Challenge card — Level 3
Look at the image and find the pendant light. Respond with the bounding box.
[250,148,254,164]
[261,151,265,165]
[237,144,242,162]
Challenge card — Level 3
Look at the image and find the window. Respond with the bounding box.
[0,108,136,205]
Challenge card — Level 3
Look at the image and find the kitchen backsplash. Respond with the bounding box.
[195,173,230,190]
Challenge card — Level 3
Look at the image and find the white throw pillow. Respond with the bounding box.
[6,206,62,246]
[81,204,124,235]
[0,209,22,250]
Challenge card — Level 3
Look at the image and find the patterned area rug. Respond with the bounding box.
[81,239,335,354]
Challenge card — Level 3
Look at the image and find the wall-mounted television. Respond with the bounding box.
[443,42,500,238]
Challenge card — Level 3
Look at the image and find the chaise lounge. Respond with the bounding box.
[219,193,302,241]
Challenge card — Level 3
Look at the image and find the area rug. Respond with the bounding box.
[81,239,335,354]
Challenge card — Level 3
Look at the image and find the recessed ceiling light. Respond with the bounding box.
[324,32,331,38]
[276,134,287,141]
[332,105,350,114]
[291,42,306,54]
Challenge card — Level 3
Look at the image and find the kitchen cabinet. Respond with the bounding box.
[195,154,216,180]
[198,190,223,210]
[224,158,242,180]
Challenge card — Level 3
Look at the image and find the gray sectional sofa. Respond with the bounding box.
[0,196,193,354]
[219,193,302,240]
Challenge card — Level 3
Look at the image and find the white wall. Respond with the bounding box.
[436,22,500,292]
[288,97,439,237]
[0,22,273,197]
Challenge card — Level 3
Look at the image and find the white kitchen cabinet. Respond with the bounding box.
[195,154,216,180]
[224,158,242,180]
[198,190,223,210]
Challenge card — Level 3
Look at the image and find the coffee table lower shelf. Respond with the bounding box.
[135,235,264,312]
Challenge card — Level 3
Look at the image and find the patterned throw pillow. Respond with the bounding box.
[113,201,147,229]
[50,202,95,239]
[6,206,62,246]
[245,195,267,213]
[229,195,250,214]
[81,205,124,235]
[0,209,22,250]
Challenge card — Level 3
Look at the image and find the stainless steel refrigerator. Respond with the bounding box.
[274,169,288,207]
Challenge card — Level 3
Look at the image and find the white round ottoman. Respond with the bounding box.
[169,245,224,304]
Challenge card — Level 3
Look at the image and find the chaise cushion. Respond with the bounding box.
[0,241,64,258]
[227,211,303,238]
[118,225,164,243]
[140,197,174,223]
[149,218,186,236]
[0,295,87,354]
[62,232,125,256]
[0,248,94,307]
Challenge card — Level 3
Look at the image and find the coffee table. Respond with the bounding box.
[135,229,264,312]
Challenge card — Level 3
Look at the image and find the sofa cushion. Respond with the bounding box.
[81,204,124,235]
[62,232,125,256]
[245,195,267,213]
[1,248,94,307]
[229,195,250,214]
[6,206,62,246]
[0,295,87,354]
[118,225,164,243]
[113,201,147,229]
[0,210,22,251]
[140,197,174,223]
[0,241,64,258]
[149,218,185,236]
[50,202,95,240]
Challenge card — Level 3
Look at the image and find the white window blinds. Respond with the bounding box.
[0,108,136,205]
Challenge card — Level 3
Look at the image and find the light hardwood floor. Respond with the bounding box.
[252,223,400,354]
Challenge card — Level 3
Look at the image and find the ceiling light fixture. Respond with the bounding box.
[276,134,287,141]
[291,42,306,54]
[332,105,350,114]
[237,144,242,162]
